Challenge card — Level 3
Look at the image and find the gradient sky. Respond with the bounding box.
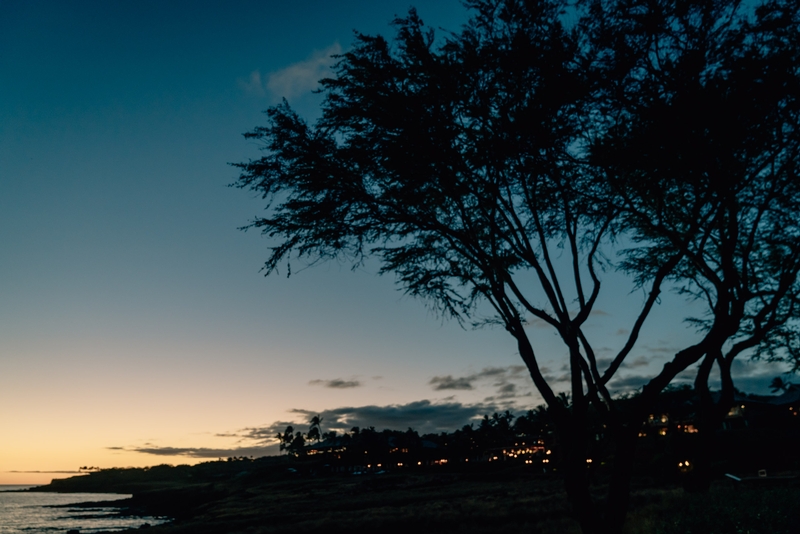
[0,0,789,485]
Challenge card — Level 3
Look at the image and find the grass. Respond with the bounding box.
[67,465,798,534]
[624,483,800,534]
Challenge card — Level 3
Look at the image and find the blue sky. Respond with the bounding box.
[0,0,788,484]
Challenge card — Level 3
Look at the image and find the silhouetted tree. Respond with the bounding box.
[307,414,323,443]
[235,0,799,531]
[587,0,800,492]
[321,430,338,441]
[288,431,306,457]
[277,426,295,454]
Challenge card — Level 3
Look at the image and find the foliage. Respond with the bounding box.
[234,0,800,532]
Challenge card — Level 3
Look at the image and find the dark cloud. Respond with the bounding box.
[721,358,793,394]
[542,372,571,384]
[508,365,528,376]
[112,445,279,459]
[309,378,361,389]
[115,397,538,461]
[497,383,516,394]
[429,365,533,394]
[626,356,651,368]
[216,421,297,442]
[484,381,533,403]
[541,353,792,398]
[429,375,474,390]
[290,399,497,434]
[606,363,701,392]
[597,355,653,369]
[595,357,613,369]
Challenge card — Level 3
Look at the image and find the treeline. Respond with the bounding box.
[34,385,799,495]
[276,407,555,458]
[277,384,800,481]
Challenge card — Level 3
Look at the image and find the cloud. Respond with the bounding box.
[237,70,266,97]
[112,445,279,459]
[428,365,536,403]
[483,382,534,403]
[607,374,652,390]
[497,383,516,394]
[265,43,342,100]
[429,375,474,390]
[114,397,540,461]
[289,399,498,434]
[626,356,651,368]
[309,378,361,389]
[429,366,531,391]
[215,420,299,443]
[596,355,652,371]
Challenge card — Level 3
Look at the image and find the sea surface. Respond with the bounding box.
[0,485,169,534]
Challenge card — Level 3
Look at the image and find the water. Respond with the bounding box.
[0,486,169,534]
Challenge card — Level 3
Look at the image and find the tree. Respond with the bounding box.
[277,425,295,454]
[586,0,800,490]
[307,414,323,443]
[235,1,799,532]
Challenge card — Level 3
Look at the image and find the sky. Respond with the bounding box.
[0,0,790,485]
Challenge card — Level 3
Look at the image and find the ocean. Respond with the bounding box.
[0,485,168,533]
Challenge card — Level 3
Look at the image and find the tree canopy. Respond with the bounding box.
[235,1,800,532]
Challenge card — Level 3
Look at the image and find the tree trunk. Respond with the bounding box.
[688,354,735,492]
[603,427,637,533]
[559,420,600,534]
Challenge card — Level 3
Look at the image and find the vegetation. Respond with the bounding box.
[32,385,800,533]
[233,0,800,531]
[34,462,800,534]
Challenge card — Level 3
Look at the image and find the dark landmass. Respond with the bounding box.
[30,457,800,534]
[28,387,800,533]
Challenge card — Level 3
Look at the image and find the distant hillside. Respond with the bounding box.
[30,456,291,494]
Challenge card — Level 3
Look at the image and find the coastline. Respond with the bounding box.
[26,459,800,534]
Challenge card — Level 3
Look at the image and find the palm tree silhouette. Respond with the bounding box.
[307,415,323,443]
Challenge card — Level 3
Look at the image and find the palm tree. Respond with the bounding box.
[277,426,295,453]
[307,415,323,443]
